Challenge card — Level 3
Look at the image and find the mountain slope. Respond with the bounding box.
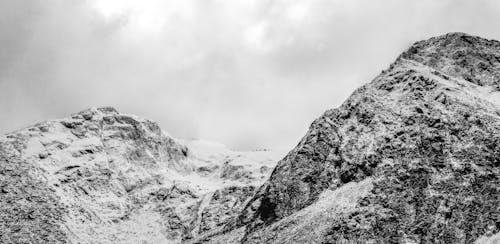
[201,33,500,243]
[0,107,281,243]
[1,32,499,244]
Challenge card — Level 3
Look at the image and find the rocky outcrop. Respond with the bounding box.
[0,107,280,243]
[401,32,500,89]
[201,33,500,243]
[0,142,68,244]
[198,186,256,234]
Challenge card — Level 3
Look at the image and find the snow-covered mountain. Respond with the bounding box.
[197,33,500,243]
[1,32,500,244]
[0,107,282,243]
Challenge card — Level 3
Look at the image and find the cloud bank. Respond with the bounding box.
[1,0,500,150]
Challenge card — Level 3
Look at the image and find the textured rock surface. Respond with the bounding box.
[0,142,68,244]
[0,107,280,243]
[200,33,500,243]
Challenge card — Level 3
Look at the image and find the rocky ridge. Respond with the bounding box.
[199,33,500,243]
[0,107,281,243]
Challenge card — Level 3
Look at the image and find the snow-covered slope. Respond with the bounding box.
[199,33,500,243]
[0,107,281,243]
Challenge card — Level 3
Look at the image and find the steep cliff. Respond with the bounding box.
[202,33,500,243]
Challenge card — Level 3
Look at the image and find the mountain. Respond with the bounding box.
[197,33,500,243]
[1,32,500,244]
[0,107,281,243]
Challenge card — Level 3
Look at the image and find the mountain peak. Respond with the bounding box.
[70,106,119,120]
[1,106,280,243]
[205,33,500,243]
[431,32,489,43]
[406,32,500,52]
[93,106,120,114]
[398,32,500,89]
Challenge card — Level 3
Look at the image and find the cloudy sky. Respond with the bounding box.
[1,0,500,150]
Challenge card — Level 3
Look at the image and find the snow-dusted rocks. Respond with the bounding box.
[0,107,280,243]
[200,33,500,243]
[400,32,500,90]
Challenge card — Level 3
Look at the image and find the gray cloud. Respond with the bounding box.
[1,0,500,150]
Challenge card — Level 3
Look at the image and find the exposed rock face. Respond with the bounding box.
[401,32,500,89]
[0,143,68,244]
[200,33,500,243]
[199,186,257,234]
[0,107,280,243]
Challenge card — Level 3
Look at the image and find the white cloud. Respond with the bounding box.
[1,0,500,150]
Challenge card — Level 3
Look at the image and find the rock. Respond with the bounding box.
[199,186,256,234]
[200,33,500,243]
[0,143,68,244]
[0,107,279,243]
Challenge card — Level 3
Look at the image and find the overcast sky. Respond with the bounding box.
[1,0,500,150]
